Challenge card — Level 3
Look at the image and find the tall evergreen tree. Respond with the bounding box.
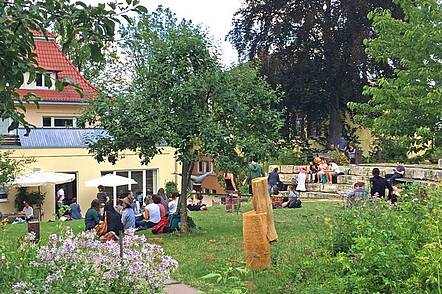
[229,0,402,146]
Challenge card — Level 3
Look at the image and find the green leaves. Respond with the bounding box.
[350,0,442,156]
[0,0,146,132]
[84,8,283,174]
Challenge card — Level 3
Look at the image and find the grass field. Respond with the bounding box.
[1,200,342,293]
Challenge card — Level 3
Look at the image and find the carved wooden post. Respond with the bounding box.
[243,210,271,269]
[251,177,278,242]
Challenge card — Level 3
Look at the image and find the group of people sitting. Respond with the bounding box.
[271,185,302,209]
[309,157,343,184]
[85,185,180,240]
[346,163,406,207]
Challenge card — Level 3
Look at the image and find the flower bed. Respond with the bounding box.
[4,229,177,294]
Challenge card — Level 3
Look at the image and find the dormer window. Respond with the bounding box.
[21,71,57,90]
[35,72,53,88]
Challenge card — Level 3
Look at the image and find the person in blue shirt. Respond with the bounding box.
[70,198,82,219]
[85,199,100,230]
[268,167,281,196]
[282,185,302,208]
[120,197,135,230]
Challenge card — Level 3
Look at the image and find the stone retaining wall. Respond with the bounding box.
[269,163,441,200]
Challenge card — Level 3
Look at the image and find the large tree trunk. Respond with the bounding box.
[327,96,343,147]
[178,160,194,233]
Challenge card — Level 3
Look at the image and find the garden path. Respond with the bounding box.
[165,279,199,294]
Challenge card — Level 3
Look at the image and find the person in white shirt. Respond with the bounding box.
[326,159,342,184]
[168,193,178,215]
[296,168,307,193]
[56,186,65,206]
[20,201,34,220]
[136,195,160,229]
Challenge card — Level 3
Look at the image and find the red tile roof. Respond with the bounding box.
[17,35,96,102]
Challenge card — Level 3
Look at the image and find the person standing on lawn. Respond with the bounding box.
[224,171,239,213]
[267,167,281,196]
[96,185,108,215]
[243,158,265,194]
[56,186,65,217]
[296,168,307,194]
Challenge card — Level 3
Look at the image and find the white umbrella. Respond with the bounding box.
[11,171,75,187]
[85,174,137,187]
[85,174,137,206]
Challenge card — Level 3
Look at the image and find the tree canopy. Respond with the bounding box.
[349,0,442,155]
[228,0,402,147]
[0,0,146,132]
[83,8,283,232]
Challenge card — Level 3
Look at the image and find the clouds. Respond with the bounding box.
[80,0,241,65]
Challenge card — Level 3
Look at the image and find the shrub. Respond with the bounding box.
[329,150,349,166]
[14,187,45,211]
[272,147,307,165]
[165,181,178,195]
[2,229,178,293]
[295,185,442,293]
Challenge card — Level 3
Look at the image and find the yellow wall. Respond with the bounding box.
[21,104,84,126]
[0,147,181,221]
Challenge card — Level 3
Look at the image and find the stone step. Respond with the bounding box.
[349,165,442,182]
[300,191,342,200]
[337,175,369,185]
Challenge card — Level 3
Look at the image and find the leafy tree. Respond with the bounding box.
[228,0,401,146]
[349,0,442,155]
[0,150,31,188]
[0,0,146,132]
[82,8,283,232]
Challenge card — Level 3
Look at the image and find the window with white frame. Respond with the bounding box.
[42,116,77,128]
[0,187,8,201]
[197,161,212,174]
[35,72,55,89]
[100,169,158,200]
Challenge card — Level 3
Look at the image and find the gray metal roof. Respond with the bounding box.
[17,128,108,148]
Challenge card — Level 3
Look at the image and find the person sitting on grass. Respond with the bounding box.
[85,199,100,231]
[104,200,123,235]
[282,185,302,208]
[168,193,178,215]
[187,194,208,211]
[346,182,369,208]
[136,195,161,230]
[370,168,392,200]
[70,198,81,219]
[120,197,135,230]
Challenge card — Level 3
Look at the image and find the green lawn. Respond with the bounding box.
[2,200,342,293]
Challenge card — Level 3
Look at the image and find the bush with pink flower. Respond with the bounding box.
[6,229,177,294]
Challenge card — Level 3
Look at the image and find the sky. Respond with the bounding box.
[82,0,243,65]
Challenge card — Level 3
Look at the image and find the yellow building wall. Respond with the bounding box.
[0,147,181,221]
[21,104,84,126]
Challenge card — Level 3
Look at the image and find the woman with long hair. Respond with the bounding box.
[85,199,100,231]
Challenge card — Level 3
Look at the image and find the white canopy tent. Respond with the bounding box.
[10,170,76,221]
[11,171,76,187]
[85,174,137,206]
